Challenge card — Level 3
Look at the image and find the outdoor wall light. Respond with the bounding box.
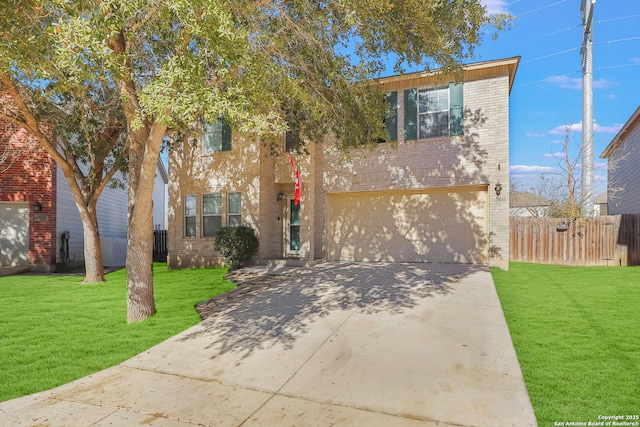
[277,192,287,201]
[32,200,42,211]
[494,181,502,196]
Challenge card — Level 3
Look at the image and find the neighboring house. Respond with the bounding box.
[510,191,552,217]
[0,118,168,271]
[594,191,608,216]
[600,106,640,214]
[168,57,519,270]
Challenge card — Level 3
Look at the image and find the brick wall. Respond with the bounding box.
[318,73,511,269]
[168,60,515,269]
[0,121,57,269]
[167,133,267,268]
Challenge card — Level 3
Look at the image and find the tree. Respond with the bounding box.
[512,122,582,218]
[0,108,39,174]
[0,5,128,283]
[1,0,508,321]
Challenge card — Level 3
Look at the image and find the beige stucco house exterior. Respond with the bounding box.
[167,56,519,271]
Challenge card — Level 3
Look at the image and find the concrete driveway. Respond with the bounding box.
[0,262,536,426]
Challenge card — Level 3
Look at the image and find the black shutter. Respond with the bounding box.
[384,91,398,142]
[404,88,417,140]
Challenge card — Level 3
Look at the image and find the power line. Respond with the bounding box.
[596,62,640,71]
[521,47,579,64]
[512,25,581,46]
[520,34,640,65]
[513,71,580,89]
[596,14,640,24]
[593,35,640,46]
[513,61,640,89]
[518,0,569,17]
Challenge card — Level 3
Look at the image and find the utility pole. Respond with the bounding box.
[581,0,595,215]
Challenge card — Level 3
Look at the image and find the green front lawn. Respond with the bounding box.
[492,263,640,426]
[0,264,234,403]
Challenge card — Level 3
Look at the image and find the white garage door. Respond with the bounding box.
[0,202,30,267]
[327,187,488,264]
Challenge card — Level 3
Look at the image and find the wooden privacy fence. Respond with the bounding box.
[510,214,640,266]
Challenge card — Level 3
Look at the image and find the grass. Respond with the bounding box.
[491,263,640,426]
[0,263,235,403]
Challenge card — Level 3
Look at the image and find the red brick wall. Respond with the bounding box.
[0,119,57,269]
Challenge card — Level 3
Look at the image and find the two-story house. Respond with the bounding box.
[0,117,168,271]
[168,57,519,271]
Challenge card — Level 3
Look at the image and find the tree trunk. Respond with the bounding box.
[78,205,105,283]
[126,122,165,322]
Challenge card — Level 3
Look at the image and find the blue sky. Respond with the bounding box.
[471,0,640,196]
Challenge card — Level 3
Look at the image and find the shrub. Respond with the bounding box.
[214,226,259,269]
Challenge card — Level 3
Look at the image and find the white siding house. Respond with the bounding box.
[56,159,168,267]
[600,106,640,214]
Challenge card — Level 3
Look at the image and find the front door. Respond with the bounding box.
[284,199,300,257]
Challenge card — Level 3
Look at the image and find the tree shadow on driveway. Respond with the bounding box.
[178,262,487,360]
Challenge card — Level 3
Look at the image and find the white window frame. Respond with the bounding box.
[184,194,196,238]
[227,192,241,227]
[417,86,450,139]
[202,193,222,237]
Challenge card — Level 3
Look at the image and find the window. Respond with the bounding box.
[418,87,449,138]
[285,128,300,152]
[228,192,241,227]
[184,194,196,237]
[404,83,463,140]
[202,193,222,237]
[203,117,232,153]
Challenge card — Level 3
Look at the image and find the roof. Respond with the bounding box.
[600,106,640,158]
[377,56,521,94]
[594,191,607,204]
[510,191,552,207]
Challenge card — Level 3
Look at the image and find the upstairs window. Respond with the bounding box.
[203,117,232,153]
[404,83,463,140]
[285,128,300,152]
[418,87,449,138]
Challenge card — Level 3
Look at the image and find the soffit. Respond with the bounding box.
[376,57,521,94]
[600,106,640,158]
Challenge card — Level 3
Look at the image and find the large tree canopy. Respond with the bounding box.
[1,2,128,283]
[1,0,508,321]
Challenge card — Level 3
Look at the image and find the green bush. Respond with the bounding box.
[214,226,259,269]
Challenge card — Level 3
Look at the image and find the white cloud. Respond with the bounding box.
[546,75,582,90]
[595,161,608,170]
[594,123,623,134]
[632,58,640,64]
[545,75,614,90]
[543,152,565,159]
[510,165,557,174]
[548,121,623,135]
[549,122,582,135]
[480,0,510,14]
[526,132,547,137]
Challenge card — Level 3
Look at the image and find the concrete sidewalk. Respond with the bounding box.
[0,262,536,426]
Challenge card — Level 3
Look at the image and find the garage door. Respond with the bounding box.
[327,187,488,263]
[0,202,30,267]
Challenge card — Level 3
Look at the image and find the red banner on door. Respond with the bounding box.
[288,153,301,205]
